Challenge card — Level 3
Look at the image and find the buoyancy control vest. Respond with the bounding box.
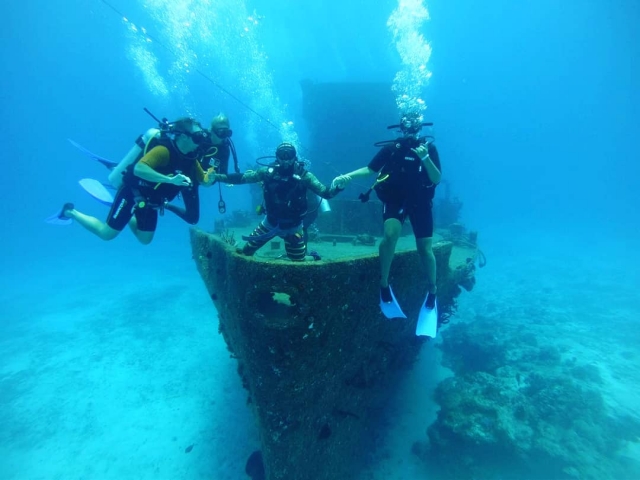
[375,137,440,201]
[262,164,309,224]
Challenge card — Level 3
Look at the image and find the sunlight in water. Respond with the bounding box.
[121,0,298,153]
[387,0,433,116]
[126,30,170,98]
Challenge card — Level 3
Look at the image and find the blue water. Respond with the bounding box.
[1,0,639,478]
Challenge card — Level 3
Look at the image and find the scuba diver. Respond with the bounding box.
[211,142,344,261]
[165,113,240,221]
[67,110,239,224]
[47,117,215,245]
[331,112,442,337]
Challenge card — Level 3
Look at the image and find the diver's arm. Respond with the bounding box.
[331,166,375,190]
[213,168,264,185]
[423,155,441,184]
[412,145,441,184]
[135,162,191,186]
[303,172,342,199]
[344,166,376,179]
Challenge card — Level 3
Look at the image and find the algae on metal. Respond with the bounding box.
[190,228,477,480]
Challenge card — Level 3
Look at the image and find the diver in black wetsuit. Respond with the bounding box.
[331,112,442,318]
[165,113,240,223]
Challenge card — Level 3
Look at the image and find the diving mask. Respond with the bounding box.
[400,113,424,136]
[213,127,233,139]
[275,143,297,161]
[186,129,210,145]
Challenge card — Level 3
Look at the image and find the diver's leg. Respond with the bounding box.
[63,186,140,241]
[379,218,402,287]
[284,230,306,262]
[412,200,437,308]
[302,205,318,252]
[65,207,120,241]
[163,204,187,221]
[128,208,157,245]
[165,186,200,225]
[182,186,200,224]
[240,221,272,256]
[416,237,436,293]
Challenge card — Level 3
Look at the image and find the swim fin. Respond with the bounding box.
[379,285,407,319]
[416,295,438,338]
[79,178,115,206]
[68,138,118,170]
[45,202,74,226]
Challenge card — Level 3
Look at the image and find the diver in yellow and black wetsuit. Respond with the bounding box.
[67,112,239,226]
[55,117,214,245]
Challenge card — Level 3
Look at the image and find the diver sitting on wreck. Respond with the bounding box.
[211,142,345,261]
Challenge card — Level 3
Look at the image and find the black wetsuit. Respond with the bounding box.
[164,139,232,224]
[368,137,441,238]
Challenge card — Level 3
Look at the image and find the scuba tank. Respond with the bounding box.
[108,127,161,188]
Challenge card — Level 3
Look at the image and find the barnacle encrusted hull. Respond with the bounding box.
[190,228,476,480]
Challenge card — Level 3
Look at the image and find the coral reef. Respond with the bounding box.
[419,320,640,479]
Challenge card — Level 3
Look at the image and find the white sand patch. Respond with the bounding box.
[0,254,258,479]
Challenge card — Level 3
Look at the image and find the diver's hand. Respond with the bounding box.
[168,174,192,187]
[211,173,225,183]
[203,168,217,186]
[412,145,429,160]
[331,174,352,190]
